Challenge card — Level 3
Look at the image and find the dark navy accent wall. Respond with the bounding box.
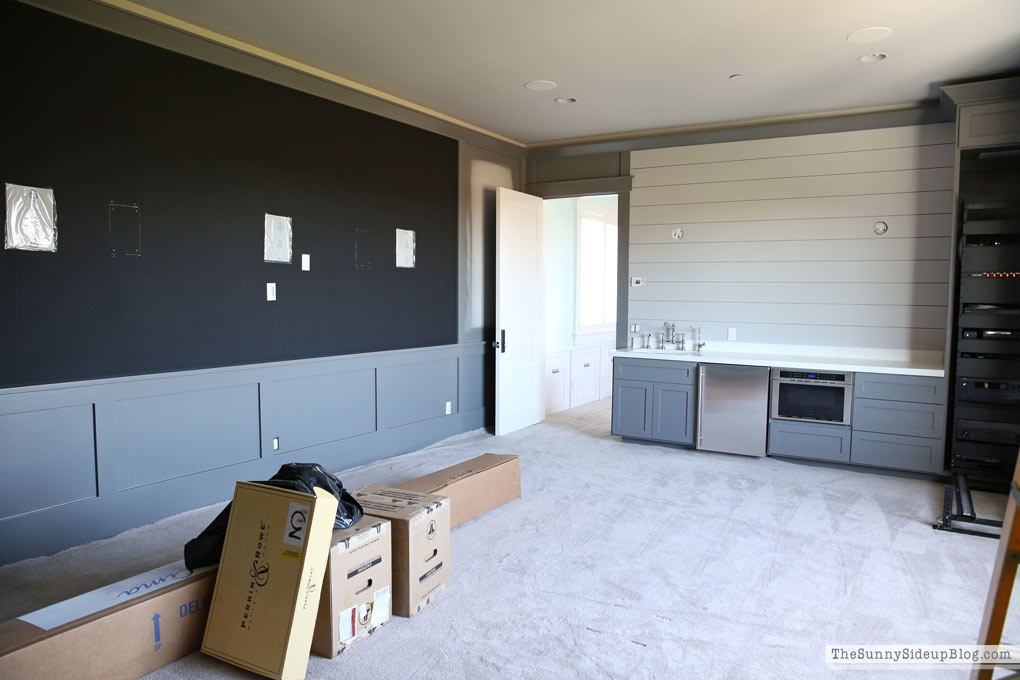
[0,2,458,388]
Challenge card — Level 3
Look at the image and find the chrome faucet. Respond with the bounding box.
[693,326,706,352]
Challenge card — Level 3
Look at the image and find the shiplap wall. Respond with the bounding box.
[628,123,955,352]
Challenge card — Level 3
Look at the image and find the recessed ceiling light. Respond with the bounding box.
[553,97,577,104]
[858,53,887,63]
[525,80,557,91]
[729,73,744,80]
[847,27,893,44]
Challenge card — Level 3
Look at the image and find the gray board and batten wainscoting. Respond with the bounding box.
[0,343,485,565]
[0,3,521,565]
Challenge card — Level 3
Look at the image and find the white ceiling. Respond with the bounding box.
[118,0,1020,145]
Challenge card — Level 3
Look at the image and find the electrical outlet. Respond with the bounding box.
[630,276,645,287]
[266,282,276,301]
[728,327,737,341]
[272,437,280,451]
[301,253,310,271]
[445,401,452,415]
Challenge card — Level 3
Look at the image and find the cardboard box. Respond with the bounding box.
[201,482,338,680]
[0,561,216,680]
[311,516,392,658]
[353,486,450,618]
[396,453,520,528]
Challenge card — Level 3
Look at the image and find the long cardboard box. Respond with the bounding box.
[0,561,216,680]
[311,516,392,658]
[202,482,337,680]
[354,486,450,617]
[396,453,520,528]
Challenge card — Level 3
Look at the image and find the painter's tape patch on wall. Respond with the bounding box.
[264,213,292,263]
[396,228,415,268]
[5,183,57,252]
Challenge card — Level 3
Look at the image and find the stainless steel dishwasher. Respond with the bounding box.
[696,364,771,457]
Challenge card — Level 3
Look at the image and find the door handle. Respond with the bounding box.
[696,365,704,447]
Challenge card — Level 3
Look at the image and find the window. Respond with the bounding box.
[576,207,617,336]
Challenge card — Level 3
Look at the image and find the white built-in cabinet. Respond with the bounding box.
[599,345,613,400]
[545,344,615,414]
[544,352,570,414]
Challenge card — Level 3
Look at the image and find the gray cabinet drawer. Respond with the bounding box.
[850,431,945,474]
[852,398,947,439]
[854,373,946,404]
[768,419,851,463]
[614,358,695,384]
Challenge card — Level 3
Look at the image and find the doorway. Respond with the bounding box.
[542,194,619,415]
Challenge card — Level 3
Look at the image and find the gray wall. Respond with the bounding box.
[0,343,485,564]
[628,123,956,352]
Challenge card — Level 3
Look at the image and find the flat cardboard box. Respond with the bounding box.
[0,561,216,680]
[353,486,450,618]
[396,453,520,528]
[311,516,392,658]
[202,482,338,680]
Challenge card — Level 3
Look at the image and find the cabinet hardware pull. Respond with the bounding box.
[583,362,590,367]
[551,369,560,374]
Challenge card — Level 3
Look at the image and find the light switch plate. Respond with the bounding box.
[727,327,737,341]
[445,401,452,415]
[272,437,280,451]
[267,283,276,301]
[301,254,310,271]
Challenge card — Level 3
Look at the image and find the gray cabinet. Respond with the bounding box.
[768,419,851,463]
[851,372,948,473]
[652,383,694,444]
[612,380,652,438]
[612,358,696,445]
[959,100,1020,149]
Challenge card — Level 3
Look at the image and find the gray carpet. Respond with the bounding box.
[2,398,1015,679]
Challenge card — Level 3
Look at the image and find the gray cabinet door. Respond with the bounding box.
[612,380,653,438]
[652,383,694,444]
[959,100,1020,149]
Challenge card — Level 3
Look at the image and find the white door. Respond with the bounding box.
[495,187,545,436]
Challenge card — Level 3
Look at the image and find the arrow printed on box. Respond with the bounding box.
[153,612,162,651]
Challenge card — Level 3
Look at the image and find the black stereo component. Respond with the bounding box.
[955,419,1020,446]
[957,378,1020,404]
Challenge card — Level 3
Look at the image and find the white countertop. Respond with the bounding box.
[609,345,945,377]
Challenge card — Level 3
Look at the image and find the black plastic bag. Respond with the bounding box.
[184,462,363,570]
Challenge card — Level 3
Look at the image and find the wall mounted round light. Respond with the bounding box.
[553,97,577,104]
[525,80,558,91]
[847,27,893,44]
[874,221,889,235]
[858,53,887,63]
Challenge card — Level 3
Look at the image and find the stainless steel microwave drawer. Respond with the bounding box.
[852,398,947,439]
[853,373,946,404]
[614,358,696,385]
